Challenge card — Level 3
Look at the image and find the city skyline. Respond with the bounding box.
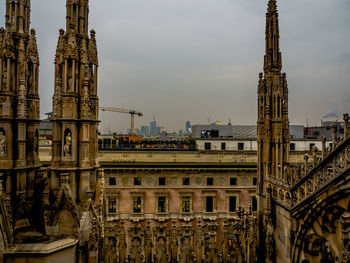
[0,0,349,133]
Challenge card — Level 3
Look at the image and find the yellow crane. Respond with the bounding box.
[99,107,143,134]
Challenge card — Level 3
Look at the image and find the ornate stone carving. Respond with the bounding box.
[88,217,100,251]
[265,216,275,263]
[341,211,350,263]
[128,224,145,263]
[154,223,170,263]
[89,30,99,65]
[0,129,5,157]
[170,219,179,263]
[202,222,219,263]
[118,221,127,263]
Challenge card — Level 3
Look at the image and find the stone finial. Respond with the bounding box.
[311,145,318,166]
[268,0,278,13]
[90,29,96,38]
[283,166,288,183]
[343,113,349,138]
[59,28,65,36]
[321,136,327,159]
[332,125,338,149]
[86,190,93,200]
[304,154,309,173]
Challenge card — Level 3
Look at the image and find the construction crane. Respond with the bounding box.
[99,107,143,134]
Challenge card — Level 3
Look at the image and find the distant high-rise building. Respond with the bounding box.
[186,121,192,135]
[140,125,150,136]
[150,120,157,136]
[156,126,162,134]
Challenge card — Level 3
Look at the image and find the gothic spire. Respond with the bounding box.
[264,0,282,73]
[5,0,31,34]
[267,0,277,13]
[66,0,89,35]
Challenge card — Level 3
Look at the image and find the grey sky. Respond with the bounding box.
[1,0,349,133]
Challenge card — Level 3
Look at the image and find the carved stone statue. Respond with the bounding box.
[0,130,5,157]
[221,237,229,263]
[265,216,275,263]
[247,216,258,263]
[179,235,194,263]
[64,131,72,156]
[128,237,144,263]
[68,71,73,91]
[170,222,178,263]
[144,221,152,263]
[155,236,168,263]
[205,235,218,263]
[118,230,127,263]
[2,66,7,89]
[195,233,203,262]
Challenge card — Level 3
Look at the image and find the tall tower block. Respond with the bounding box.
[257,0,290,261]
[51,0,99,205]
[0,0,40,233]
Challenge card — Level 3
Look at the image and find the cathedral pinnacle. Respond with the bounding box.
[267,0,278,13]
[264,0,282,73]
[65,0,90,35]
[5,0,31,34]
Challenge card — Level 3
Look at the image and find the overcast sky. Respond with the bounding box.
[1,0,349,133]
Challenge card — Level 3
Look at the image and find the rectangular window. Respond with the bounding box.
[183,177,190,186]
[290,143,296,151]
[134,177,142,186]
[159,177,166,186]
[182,196,191,213]
[206,196,214,212]
[253,177,257,186]
[229,196,236,212]
[252,196,257,211]
[204,142,211,150]
[108,196,117,214]
[238,143,244,150]
[201,130,210,138]
[230,177,237,186]
[221,142,226,150]
[207,177,214,186]
[157,196,166,213]
[133,196,142,213]
[109,177,116,186]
